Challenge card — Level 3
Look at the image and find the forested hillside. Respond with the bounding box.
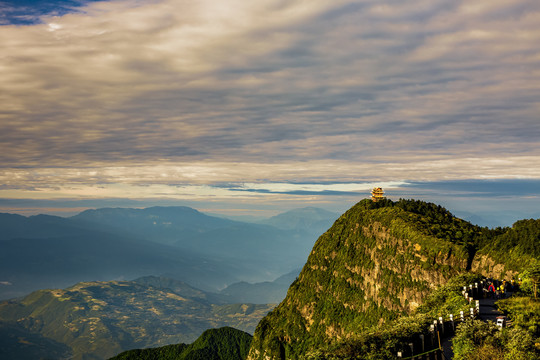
[473,218,540,277]
[247,199,539,360]
[109,327,252,360]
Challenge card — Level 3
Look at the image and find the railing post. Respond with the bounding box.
[479,280,484,298]
[429,324,436,351]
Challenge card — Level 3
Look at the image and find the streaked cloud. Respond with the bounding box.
[0,0,539,207]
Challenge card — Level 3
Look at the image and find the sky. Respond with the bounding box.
[0,0,539,225]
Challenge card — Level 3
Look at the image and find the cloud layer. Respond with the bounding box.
[1,0,539,201]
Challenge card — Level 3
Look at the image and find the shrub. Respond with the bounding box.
[452,319,539,360]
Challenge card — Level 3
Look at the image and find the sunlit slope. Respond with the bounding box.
[472,218,540,278]
[247,199,490,360]
[0,277,273,360]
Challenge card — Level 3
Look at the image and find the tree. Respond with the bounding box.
[528,264,540,298]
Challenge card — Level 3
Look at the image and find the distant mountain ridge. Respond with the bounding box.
[0,212,96,240]
[220,269,301,304]
[260,207,339,232]
[0,215,239,299]
[0,276,274,360]
[0,206,327,300]
[71,206,324,281]
[71,206,235,245]
[73,206,324,277]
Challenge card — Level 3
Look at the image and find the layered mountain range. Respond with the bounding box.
[0,276,274,360]
[0,200,538,360]
[0,206,337,300]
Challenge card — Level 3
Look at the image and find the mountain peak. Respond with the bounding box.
[246,198,503,360]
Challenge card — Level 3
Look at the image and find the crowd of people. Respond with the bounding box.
[483,278,520,299]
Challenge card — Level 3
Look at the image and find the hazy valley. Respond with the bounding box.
[0,201,538,360]
[0,206,337,300]
[0,206,336,359]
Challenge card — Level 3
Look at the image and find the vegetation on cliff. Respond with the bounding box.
[306,273,482,359]
[453,281,540,360]
[453,268,540,360]
[475,219,540,275]
[247,199,539,360]
[452,320,537,360]
[312,270,540,359]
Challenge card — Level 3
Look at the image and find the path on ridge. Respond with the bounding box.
[478,295,507,322]
[441,292,510,359]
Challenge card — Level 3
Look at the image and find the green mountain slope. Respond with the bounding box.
[246,199,538,360]
[472,218,540,278]
[0,277,273,360]
[109,327,252,360]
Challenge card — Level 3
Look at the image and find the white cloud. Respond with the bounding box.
[0,0,539,200]
[1,156,539,203]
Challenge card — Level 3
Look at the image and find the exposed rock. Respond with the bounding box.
[247,200,472,360]
[471,253,518,280]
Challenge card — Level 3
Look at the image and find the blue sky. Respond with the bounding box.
[0,0,539,225]
[0,0,101,25]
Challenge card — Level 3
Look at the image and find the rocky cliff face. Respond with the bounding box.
[470,253,519,280]
[471,218,540,280]
[247,199,473,360]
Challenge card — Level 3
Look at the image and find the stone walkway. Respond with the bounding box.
[478,295,506,322]
[440,292,510,359]
[442,335,454,359]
